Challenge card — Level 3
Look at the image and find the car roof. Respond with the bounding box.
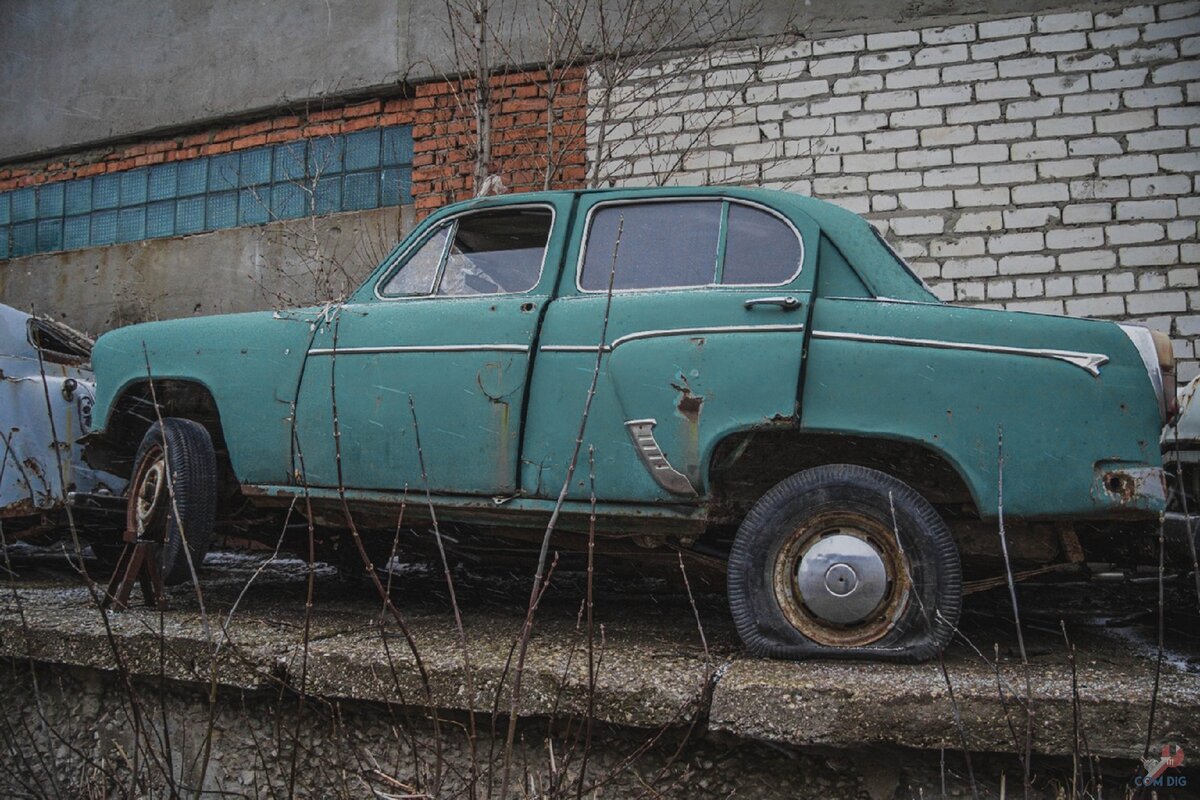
[457,185,872,241]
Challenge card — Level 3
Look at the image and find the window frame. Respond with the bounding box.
[374,202,557,301]
[574,196,805,294]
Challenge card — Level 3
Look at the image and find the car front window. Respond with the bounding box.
[379,207,552,298]
[438,208,552,296]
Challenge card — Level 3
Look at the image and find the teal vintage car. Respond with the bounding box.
[83,187,1174,661]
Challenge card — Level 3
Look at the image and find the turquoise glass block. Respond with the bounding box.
[271,182,306,218]
[381,167,412,206]
[38,183,65,218]
[120,169,148,206]
[0,227,8,259]
[309,137,343,175]
[146,200,175,238]
[176,197,205,234]
[344,130,381,171]
[314,176,341,215]
[37,219,63,252]
[382,126,413,166]
[117,207,146,242]
[0,193,9,225]
[63,216,90,250]
[206,191,237,229]
[209,153,240,193]
[12,188,36,221]
[65,179,92,216]
[239,148,271,187]
[12,222,36,256]
[343,172,378,210]
[93,175,120,210]
[239,187,270,225]
[148,163,178,201]
[273,141,307,182]
[91,211,118,246]
[178,159,208,196]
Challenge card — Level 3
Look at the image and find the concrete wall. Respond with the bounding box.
[0,206,410,336]
[2,0,1097,162]
[589,1,1200,378]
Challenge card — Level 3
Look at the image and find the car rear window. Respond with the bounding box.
[580,199,801,291]
[721,204,802,285]
[580,201,721,291]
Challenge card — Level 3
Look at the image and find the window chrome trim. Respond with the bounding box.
[539,322,807,353]
[374,202,557,300]
[574,196,805,294]
[811,330,1109,376]
[308,344,530,356]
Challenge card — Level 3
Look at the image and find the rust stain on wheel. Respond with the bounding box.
[771,510,912,648]
[128,443,169,540]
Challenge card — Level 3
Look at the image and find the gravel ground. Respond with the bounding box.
[1,541,1198,798]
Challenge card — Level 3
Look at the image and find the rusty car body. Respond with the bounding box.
[1,303,124,538]
[81,187,1175,661]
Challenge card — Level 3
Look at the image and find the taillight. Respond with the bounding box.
[1119,324,1175,422]
[1151,329,1178,421]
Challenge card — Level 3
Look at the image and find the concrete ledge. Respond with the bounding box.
[1,551,1197,765]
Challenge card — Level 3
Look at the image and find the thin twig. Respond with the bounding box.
[498,215,624,800]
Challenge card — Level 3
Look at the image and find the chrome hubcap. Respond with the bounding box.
[795,533,889,625]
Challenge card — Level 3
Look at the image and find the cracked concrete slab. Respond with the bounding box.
[1,546,1197,764]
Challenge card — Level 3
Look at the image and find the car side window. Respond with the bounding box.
[438,208,552,296]
[380,226,450,296]
[580,201,722,291]
[379,207,552,297]
[579,199,801,291]
[721,204,802,285]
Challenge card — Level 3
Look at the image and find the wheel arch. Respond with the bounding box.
[85,378,230,479]
[706,427,984,524]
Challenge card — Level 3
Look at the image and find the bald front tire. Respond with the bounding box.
[727,464,961,663]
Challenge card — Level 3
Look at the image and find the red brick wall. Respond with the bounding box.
[0,70,587,217]
[410,68,588,215]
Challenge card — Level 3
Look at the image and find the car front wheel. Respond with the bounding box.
[727,464,961,663]
[126,418,218,586]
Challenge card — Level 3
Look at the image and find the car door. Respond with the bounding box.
[521,192,819,504]
[293,196,570,496]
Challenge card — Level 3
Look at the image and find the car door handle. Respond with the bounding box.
[744,296,801,311]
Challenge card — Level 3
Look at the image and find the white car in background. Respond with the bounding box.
[0,304,124,542]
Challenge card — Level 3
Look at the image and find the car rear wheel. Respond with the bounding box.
[126,418,217,586]
[727,464,961,662]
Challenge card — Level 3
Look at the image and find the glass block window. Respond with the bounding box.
[0,124,413,260]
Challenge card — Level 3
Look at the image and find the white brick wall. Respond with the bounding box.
[587,1,1200,378]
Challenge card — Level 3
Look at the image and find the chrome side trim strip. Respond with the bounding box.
[540,323,806,353]
[541,344,609,353]
[308,344,530,356]
[811,330,1109,376]
[624,419,697,497]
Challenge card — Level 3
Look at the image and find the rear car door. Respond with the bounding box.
[521,192,819,504]
[294,196,571,495]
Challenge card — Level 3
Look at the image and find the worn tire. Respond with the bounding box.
[127,418,218,586]
[727,464,961,663]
